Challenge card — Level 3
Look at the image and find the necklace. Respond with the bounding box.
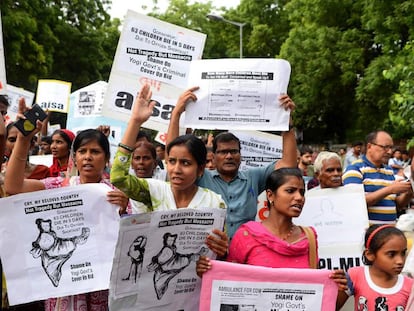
[282,224,295,241]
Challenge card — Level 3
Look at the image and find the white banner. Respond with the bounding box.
[296,184,368,245]
[102,11,206,133]
[0,11,6,94]
[71,81,107,117]
[295,184,369,272]
[111,10,205,89]
[5,84,35,122]
[29,154,53,167]
[35,79,72,113]
[185,59,291,130]
[109,208,226,311]
[232,130,282,171]
[0,184,120,305]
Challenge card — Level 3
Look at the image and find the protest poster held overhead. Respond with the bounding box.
[111,10,206,89]
[35,79,72,113]
[0,11,7,94]
[185,58,291,131]
[103,10,206,133]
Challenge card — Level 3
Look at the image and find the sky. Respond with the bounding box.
[108,0,241,20]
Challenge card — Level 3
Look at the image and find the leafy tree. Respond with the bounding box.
[238,0,290,57]
[1,0,119,92]
[278,0,414,144]
[279,0,367,143]
[356,0,414,145]
[149,0,230,59]
[383,42,414,147]
[4,0,413,145]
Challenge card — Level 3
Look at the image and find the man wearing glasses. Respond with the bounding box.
[167,88,297,239]
[343,130,412,224]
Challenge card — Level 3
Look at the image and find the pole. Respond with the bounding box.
[206,14,246,59]
[239,24,243,58]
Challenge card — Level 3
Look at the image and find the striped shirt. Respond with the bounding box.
[343,155,396,224]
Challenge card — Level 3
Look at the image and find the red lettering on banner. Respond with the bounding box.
[159,133,167,143]
[139,77,161,91]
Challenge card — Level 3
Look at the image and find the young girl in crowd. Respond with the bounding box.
[49,129,75,177]
[131,141,158,179]
[128,140,166,213]
[4,104,130,310]
[336,224,414,310]
[196,168,347,287]
[110,84,228,257]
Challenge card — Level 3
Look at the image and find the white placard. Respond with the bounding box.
[0,183,120,305]
[232,130,282,171]
[295,184,368,246]
[71,81,107,117]
[35,79,72,113]
[5,84,35,121]
[29,154,53,167]
[111,10,205,89]
[109,208,226,311]
[185,59,291,130]
[102,10,206,132]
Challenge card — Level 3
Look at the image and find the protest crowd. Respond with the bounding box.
[1,10,414,311]
[2,80,414,310]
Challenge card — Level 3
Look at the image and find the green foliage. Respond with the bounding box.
[1,0,119,91]
[278,0,414,144]
[382,42,414,148]
[2,0,414,145]
[279,0,364,143]
[152,0,414,144]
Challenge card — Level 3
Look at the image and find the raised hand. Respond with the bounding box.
[131,84,156,124]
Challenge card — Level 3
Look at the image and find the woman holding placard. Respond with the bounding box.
[4,99,129,311]
[110,83,228,258]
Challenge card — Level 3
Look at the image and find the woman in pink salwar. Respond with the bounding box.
[197,168,347,287]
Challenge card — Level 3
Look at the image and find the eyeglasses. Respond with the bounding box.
[371,142,394,151]
[215,149,240,156]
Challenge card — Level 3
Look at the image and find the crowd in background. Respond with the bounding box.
[1,86,414,311]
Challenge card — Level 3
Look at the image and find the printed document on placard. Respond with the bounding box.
[185,58,291,131]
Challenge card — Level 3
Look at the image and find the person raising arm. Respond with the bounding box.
[165,86,297,239]
[4,99,130,311]
[110,84,228,258]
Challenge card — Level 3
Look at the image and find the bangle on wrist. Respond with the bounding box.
[118,143,134,153]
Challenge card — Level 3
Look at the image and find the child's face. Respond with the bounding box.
[367,234,407,277]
